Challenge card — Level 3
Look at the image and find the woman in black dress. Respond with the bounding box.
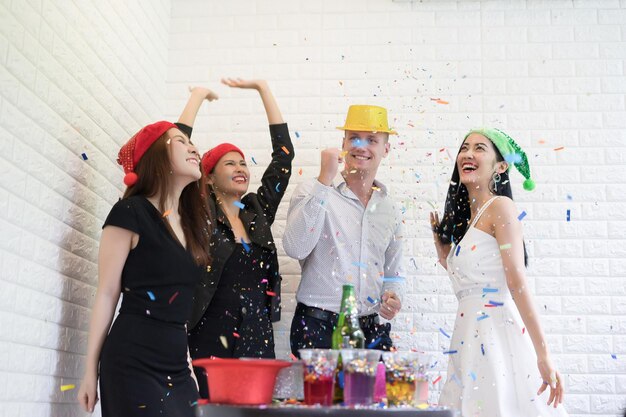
[77,88,217,416]
[185,79,294,398]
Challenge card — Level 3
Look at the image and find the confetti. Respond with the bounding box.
[487,300,503,306]
[251,156,258,165]
[367,337,382,348]
[469,371,477,381]
[471,245,477,251]
[554,146,564,151]
[517,211,527,221]
[455,245,461,256]
[522,327,526,334]
[220,335,228,348]
[382,277,405,283]
[162,209,172,217]
[233,201,245,209]
[611,354,617,359]
[439,328,451,338]
[298,168,303,175]
[266,291,276,296]
[138,405,147,409]
[147,291,155,301]
[566,194,573,201]
[81,153,88,160]
[241,238,250,253]
[483,288,499,293]
[436,99,449,105]
[352,261,367,268]
[367,296,378,304]
[261,278,268,284]
[417,403,429,410]
[281,146,290,155]
[499,243,512,250]
[289,353,298,361]
[233,332,240,338]
[60,384,75,392]
[443,350,458,355]
[566,209,571,222]
[481,343,485,355]
[477,314,489,321]
[168,291,179,304]
[275,183,281,193]
[295,131,300,138]
[432,375,442,384]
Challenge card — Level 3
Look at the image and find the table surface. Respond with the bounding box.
[197,404,456,417]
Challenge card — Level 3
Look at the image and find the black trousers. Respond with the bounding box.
[290,302,393,357]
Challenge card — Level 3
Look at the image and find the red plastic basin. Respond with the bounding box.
[193,357,291,405]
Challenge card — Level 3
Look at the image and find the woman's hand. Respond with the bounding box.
[537,356,564,408]
[77,373,99,413]
[430,211,449,269]
[188,86,218,101]
[221,78,267,91]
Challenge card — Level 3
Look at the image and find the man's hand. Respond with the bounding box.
[379,291,401,320]
[318,148,344,186]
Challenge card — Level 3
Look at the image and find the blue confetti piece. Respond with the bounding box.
[190,401,198,407]
[488,300,503,306]
[566,194,573,201]
[518,211,527,221]
[382,277,405,283]
[147,291,155,301]
[367,296,377,304]
[477,314,489,321]
[251,156,257,165]
[295,131,300,138]
[275,182,281,192]
[504,153,522,164]
[469,371,477,381]
[439,328,451,338]
[481,343,485,356]
[352,261,367,268]
[352,138,366,148]
[455,245,461,256]
[443,350,458,355]
[241,238,250,253]
[611,354,617,359]
[566,209,571,222]
[233,201,245,209]
[367,337,382,349]
[483,288,499,293]
[81,153,88,160]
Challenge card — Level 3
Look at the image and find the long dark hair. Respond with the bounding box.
[436,138,528,266]
[123,134,212,267]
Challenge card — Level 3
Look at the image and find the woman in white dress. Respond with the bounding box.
[430,128,568,416]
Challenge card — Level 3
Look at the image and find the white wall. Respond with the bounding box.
[165,1,626,416]
[0,0,171,416]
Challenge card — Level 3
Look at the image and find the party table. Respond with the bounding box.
[197,404,456,417]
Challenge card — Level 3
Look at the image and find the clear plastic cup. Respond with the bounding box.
[299,349,339,406]
[382,351,429,406]
[340,349,380,406]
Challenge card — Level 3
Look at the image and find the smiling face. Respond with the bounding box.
[207,151,250,197]
[457,133,508,189]
[167,128,201,182]
[342,130,390,174]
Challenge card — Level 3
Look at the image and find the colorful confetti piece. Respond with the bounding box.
[469,371,477,381]
[266,291,276,296]
[432,375,442,384]
[566,209,571,222]
[147,291,155,301]
[367,296,377,304]
[455,245,461,256]
[487,300,503,306]
[611,354,617,359]
[290,353,298,361]
[483,288,499,293]
[281,146,290,155]
[295,131,300,138]
[352,261,367,268]
[233,332,240,338]
[499,243,512,250]
[443,350,458,355]
[382,277,405,283]
[518,211,527,221]
[251,156,257,165]
[439,328,451,338]
[60,384,75,392]
[162,209,172,217]
[471,245,477,251]
[477,314,490,321]
[81,153,88,160]
[168,291,179,304]
[481,343,485,355]
[220,335,228,349]
[233,201,245,209]
[241,238,250,253]
[298,168,303,175]
[275,183,281,192]
[367,337,382,348]
[554,146,564,151]
[504,153,522,164]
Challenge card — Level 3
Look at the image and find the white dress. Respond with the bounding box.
[439,197,568,417]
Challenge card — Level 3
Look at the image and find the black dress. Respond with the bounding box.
[99,196,201,417]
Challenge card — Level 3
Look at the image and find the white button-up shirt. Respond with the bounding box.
[282,176,405,315]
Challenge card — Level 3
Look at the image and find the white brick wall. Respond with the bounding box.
[2,0,625,416]
[164,1,626,416]
[0,0,171,416]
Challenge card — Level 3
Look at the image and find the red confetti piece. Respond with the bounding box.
[471,245,477,251]
[281,146,290,155]
[554,146,564,151]
[522,327,526,334]
[432,376,442,384]
[298,168,303,175]
[436,100,449,105]
[233,332,240,338]
[266,291,276,296]
[168,291,179,304]
[162,209,172,217]
[289,353,298,361]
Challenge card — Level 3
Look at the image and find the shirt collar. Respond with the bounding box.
[332,172,388,200]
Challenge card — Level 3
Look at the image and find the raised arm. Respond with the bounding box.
[221,78,283,124]
[492,197,564,408]
[77,226,133,413]
[177,86,219,128]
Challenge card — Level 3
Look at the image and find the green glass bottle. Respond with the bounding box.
[331,284,365,403]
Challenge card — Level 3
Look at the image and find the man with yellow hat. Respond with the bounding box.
[283,105,404,356]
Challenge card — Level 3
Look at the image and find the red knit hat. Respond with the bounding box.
[201,143,245,175]
[117,121,177,186]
